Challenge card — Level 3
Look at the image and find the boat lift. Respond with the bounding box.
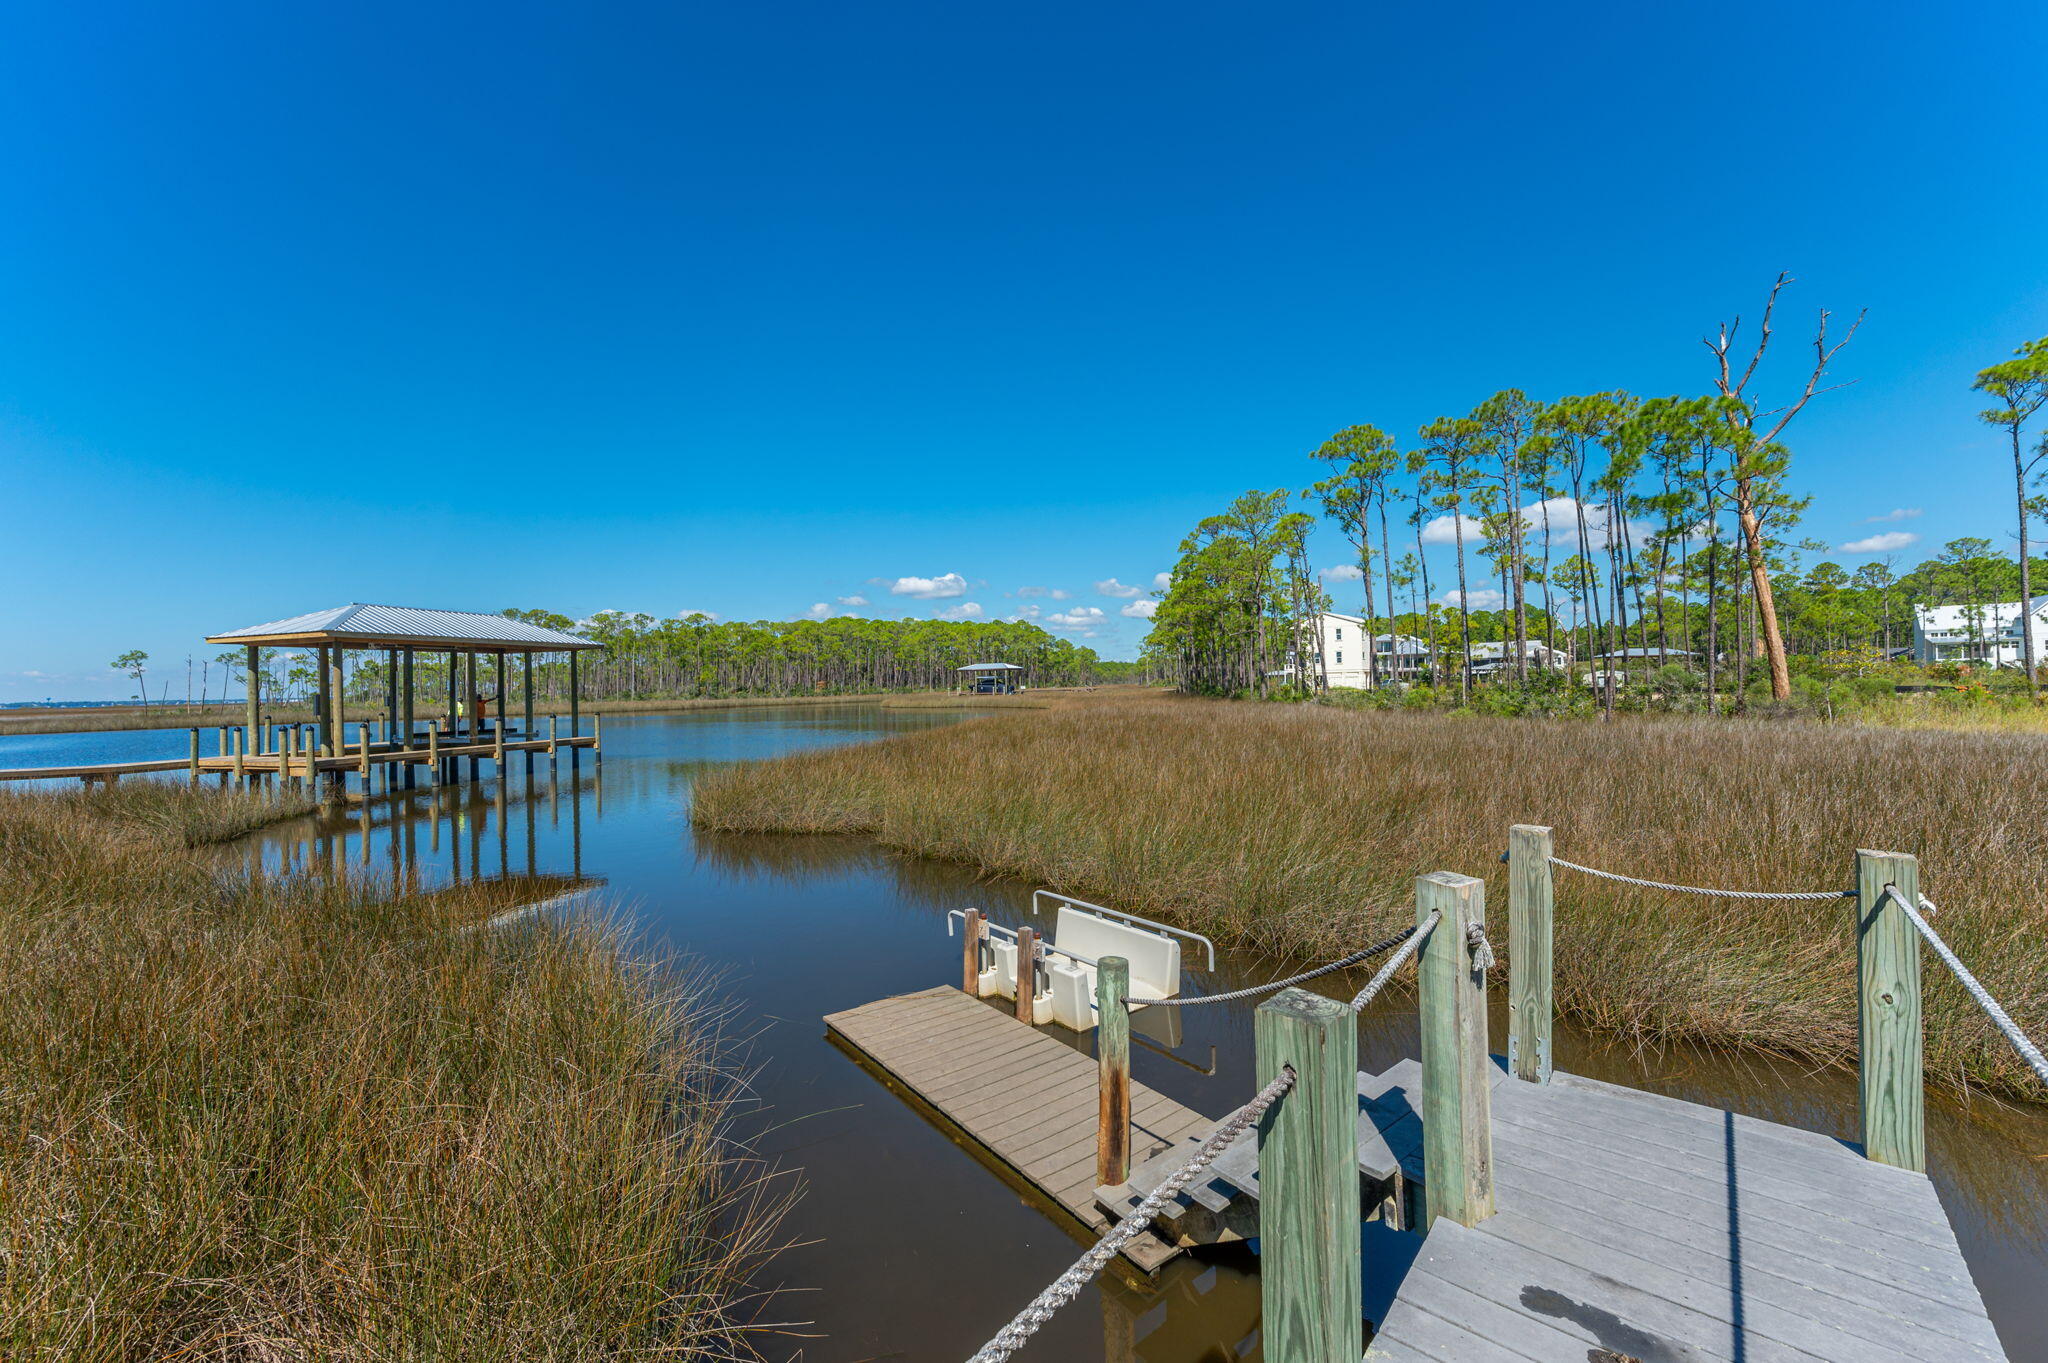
[947,891,1216,1031]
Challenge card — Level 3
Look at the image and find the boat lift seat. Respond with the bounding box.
[981,905,1182,1030]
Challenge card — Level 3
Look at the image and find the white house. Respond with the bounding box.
[1912,601,2048,667]
[1467,640,1568,676]
[1312,612,1428,687]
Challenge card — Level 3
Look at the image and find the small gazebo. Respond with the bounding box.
[204,603,602,784]
[957,661,1023,695]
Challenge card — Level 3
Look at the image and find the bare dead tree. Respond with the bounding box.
[1704,272,1864,701]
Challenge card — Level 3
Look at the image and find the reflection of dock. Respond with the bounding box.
[825,986,1212,1273]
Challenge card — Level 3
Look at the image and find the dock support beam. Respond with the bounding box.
[1507,824,1554,1083]
[1096,956,1131,1187]
[1418,871,1495,1228]
[1856,849,1924,1172]
[1255,987,1360,1363]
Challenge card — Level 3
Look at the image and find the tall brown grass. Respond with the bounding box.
[693,693,2048,1100]
[0,785,785,1359]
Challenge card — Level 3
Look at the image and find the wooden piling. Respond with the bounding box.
[188,728,200,785]
[427,726,440,784]
[1417,871,1495,1228]
[1096,956,1131,1187]
[233,726,246,786]
[1014,926,1039,1025]
[548,713,558,755]
[568,652,581,737]
[245,645,261,754]
[1254,987,1361,1363]
[1856,849,1924,1172]
[1507,824,1554,1084]
[962,908,984,995]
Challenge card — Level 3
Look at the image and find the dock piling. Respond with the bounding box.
[1254,987,1361,1363]
[1095,956,1131,1187]
[962,908,984,996]
[1014,926,1039,1025]
[1417,871,1495,1228]
[1507,824,1554,1083]
[1856,848,1924,1171]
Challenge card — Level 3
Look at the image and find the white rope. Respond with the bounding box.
[1464,921,1495,972]
[1135,924,1417,1007]
[965,1066,1297,1363]
[1891,888,2048,1088]
[1347,911,1439,1012]
[1549,856,1852,902]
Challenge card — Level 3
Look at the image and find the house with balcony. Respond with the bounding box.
[1312,612,1429,687]
[1912,601,2048,667]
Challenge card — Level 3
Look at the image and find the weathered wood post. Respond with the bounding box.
[593,711,603,766]
[1254,987,1360,1363]
[232,726,246,786]
[1856,849,1924,1172]
[568,652,581,738]
[188,728,200,785]
[1014,926,1039,1025]
[427,726,440,785]
[962,908,984,995]
[358,721,372,779]
[1096,956,1132,1187]
[1507,824,1554,1083]
[548,712,559,755]
[244,644,261,756]
[1417,871,1495,1228]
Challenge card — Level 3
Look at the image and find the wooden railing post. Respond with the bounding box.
[1856,849,1924,1172]
[1507,825,1554,1083]
[962,909,985,996]
[1255,987,1360,1363]
[1014,926,1038,1025]
[188,728,200,785]
[1096,956,1131,1187]
[1417,871,1495,1228]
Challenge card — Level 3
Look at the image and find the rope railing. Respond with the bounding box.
[1889,886,2048,1088]
[1547,855,1853,902]
[1130,923,1419,1008]
[964,1066,1298,1363]
[1347,910,1438,1011]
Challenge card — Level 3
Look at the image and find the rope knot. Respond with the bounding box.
[1465,922,1495,972]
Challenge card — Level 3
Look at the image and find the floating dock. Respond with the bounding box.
[825,985,1214,1273]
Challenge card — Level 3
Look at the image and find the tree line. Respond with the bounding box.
[1144,277,2048,710]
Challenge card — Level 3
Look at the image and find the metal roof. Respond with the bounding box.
[957,661,1023,671]
[207,603,602,651]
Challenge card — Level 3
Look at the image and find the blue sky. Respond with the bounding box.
[4,2,2044,698]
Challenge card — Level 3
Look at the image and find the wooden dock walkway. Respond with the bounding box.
[1359,1055,2004,1362]
[824,985,1216,1273]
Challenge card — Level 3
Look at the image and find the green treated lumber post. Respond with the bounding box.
[1255,987,1360,1363]
[1856,849,1924,1172]
[1418,871,1495,1228]
[1507,825,1554,1083]
[1095,956,1131,1187]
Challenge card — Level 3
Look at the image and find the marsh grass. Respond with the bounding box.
[694,693,2048,1100]
[0,786,787,1359]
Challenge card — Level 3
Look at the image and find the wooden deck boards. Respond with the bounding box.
[1364,1058,2007,1363]
[824,985,1214,1273]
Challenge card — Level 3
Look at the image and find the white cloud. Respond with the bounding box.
[1120,600,1158,619]
[1512,497,1652,551]
[1095,577,1145,599]
[1050,588,1072,600]
[1418,513,1487,546]
[934,601,984,620]
[836,593,869,607]
[1439,587,1505,610]
[673,608,719,622]
[1321,564,1364,581]
[1865,508,1922,523]
[1837,531,1919,554]
[1010,604,1043,620]
[1016,585,1072,599]
[886,573,969,599]
[1047,606,1109,634]
[804,602,833,620]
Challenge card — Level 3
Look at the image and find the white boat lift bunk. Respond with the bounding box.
[948,891,1215,1031]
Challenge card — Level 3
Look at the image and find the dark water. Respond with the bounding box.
[5,707,2045,1361]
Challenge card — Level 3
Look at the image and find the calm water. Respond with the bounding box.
[6,706,2046,1360]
